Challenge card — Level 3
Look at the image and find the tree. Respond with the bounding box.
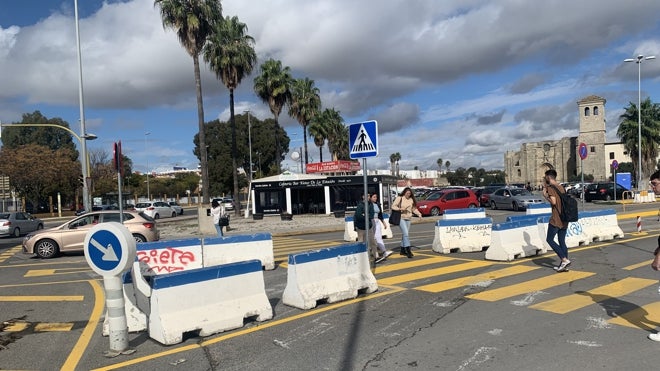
[1,111,78,157]
[154,0,222,204]
[437,158,443,172]
[326,118,349,161]
[203,15,256,215]
[309,108,341,163]
[254,59,293,173]
[289,78,321,167]
[445,160,451,173]
[389,152,401,177]
[617,97,660,183]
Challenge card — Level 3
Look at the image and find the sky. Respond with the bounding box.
[1,0,660,175]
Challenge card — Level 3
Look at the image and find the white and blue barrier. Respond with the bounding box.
[442,208,486,220]
[202,233,275,270]
[536,216,591,248]
[432,217,492,254]
[526,202,551,215]
[506,214,549,223]
[485,219,547,261]
[282,243,378,310]
[577,209,624,241]
[634,191,656,203]
[344,215,358,241]
[148,260,273,345]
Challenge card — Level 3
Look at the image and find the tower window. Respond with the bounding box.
[590,146,595,153]
[517,169,521,177]
[584,107,590,116]
[593,106,599,115]
[609,152,614,159]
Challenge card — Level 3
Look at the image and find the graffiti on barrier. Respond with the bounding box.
[137,247,200,275]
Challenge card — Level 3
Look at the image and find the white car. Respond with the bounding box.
[168,201,184,215]
[135,201,177,219]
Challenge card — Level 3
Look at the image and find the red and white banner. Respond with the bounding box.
[306,160,361,174]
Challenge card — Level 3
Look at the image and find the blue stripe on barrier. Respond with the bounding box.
[288,243,367,265]
[435,217,492,227]
[135,238,201,252]
[203,232,272,245]
[537,215,550,223]
[383,213,389,218]
[122,271,132,284]
[152,259,262,289]
[578,209,616,218]
[506,213,550,222]
[443,208,485,214]
[527,203,551,209]
[492,218,538,231]
[345,216,354,222]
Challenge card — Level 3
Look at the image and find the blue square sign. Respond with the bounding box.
[349,120,378,159]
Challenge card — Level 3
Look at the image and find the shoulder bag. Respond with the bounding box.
[389,197,402,226]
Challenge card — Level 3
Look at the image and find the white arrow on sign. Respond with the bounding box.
[90,238,119,262]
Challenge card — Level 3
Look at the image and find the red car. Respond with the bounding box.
[416,188,479,216]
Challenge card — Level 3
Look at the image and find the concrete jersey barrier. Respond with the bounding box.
[526,203,551,215]
[536,215,591,248]
[432,217,492,254]
[344,215,392,241]
[282,242,378,310]
[442,208,486,220]
[148,260,272,345]
[485,218,547,261]
[576,209,624,242]
[202,232,275,270]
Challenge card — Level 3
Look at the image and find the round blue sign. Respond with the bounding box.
[84,222,136,276]
[578,142,588,160]
[87,230,122,271]
[612,160,619,169]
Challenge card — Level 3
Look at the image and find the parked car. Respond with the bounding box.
[489,188,544,211]
[168,201,184,215]
[135,201,177,219]
[0,212,44,237]
[213,198,235,211]
[22,211,159,259]
[584,182,630,202]
[416,189,479,216]
[477,185,501,207]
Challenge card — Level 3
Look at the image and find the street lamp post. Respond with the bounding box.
[144,132,151,200]
[245,111,253,183]
[624,54,656,190]
[74,0,92,212]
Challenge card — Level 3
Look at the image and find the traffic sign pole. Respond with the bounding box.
[579,142,588,207]
[104,275,130,353]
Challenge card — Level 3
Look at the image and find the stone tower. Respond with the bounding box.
[576,95,607,180]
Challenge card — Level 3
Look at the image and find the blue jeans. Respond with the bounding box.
[399,219,412,247]
[215,225,224,236]
[546,224,568,260]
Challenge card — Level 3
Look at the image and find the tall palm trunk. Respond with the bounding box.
[194,55,209,204]
[319,147,323,163]
[303,125,309,167]
[274,114,281,173]
[230,88,240,216]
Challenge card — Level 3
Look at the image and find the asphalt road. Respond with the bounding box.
[2,202,660,370]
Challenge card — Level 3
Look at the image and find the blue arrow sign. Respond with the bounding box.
[87,229,123,273]
[578,142,588,160]
[349,120,378,159]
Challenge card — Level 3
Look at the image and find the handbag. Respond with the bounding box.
[389,198,402,226]
[218,214,230,227]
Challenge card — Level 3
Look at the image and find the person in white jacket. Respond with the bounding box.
[370,193,392,263]
[210,199,226,236]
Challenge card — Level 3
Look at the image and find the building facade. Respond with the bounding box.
[505,95,631,186]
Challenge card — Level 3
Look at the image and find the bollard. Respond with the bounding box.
[637,216,641,232]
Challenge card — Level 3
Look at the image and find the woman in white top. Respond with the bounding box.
[210,199,226,236]
[370,193,392,263]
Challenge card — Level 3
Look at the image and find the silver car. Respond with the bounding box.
[489,188,545,211]
[135,201,177,219]
[0,212,44,237]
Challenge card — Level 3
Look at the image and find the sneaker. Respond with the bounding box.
[648,333,660,341]
[383,250,393,258]
[556,260,571,272]
[375,256,386,264]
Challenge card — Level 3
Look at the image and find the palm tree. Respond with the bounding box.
[254,59,293,173]
[445,160,451,173]
[154,0,221,204]
[203,15,256,215]
[617,97,660,183]
[289,78,321,167]
[310,108,342,163]
[390,152,401,177]
[327,118,348,161]
[437,158,443,172]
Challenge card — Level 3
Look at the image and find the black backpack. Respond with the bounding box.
[550,185,578,223]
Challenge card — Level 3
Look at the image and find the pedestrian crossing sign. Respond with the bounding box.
[349,120,378,159]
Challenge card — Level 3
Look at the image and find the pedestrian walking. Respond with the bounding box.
[391,187,422,258]
[542,169,570,272]
[648,170,660,341]
[354,194,377,260]
[210,199,226,236]
[370,193,393,263]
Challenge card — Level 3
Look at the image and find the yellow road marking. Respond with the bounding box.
[529,277,656,314]
[623,260,653,271]
[415,265,540,293]
[466,270,595,302]
[378,260,492,286]
[4,322,29,332]
[92,287,406,371]
[61,280,104,371]
[0,295,84,302]
[34,322,75,332]
[374,256,454,274]
[24,268,91,277]
[608,302,660,331]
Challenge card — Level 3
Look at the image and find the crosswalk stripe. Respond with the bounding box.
[378,260,492,286]
[529,277,657,314]
[608,302,660,330]
[623,261,652,271]
[415,265,540,293]
[34,322,75,332]
[374,256,455,274]
[466,270,595,302]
